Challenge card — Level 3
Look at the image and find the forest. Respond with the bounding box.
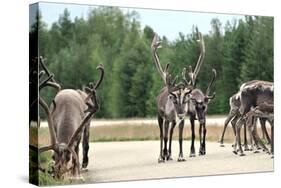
[31,6,273,118]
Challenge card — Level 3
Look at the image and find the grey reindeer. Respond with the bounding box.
[187,69,217,157]
[219,86,271,149]
[39,64,104,179]
[151,29,204,162]
[233,80,273,156]
[246,101,273,157]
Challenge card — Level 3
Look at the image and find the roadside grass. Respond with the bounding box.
[30,127,83,186]
[37,123,269,145]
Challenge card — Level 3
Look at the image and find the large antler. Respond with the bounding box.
[84,64,104,102]
[205,69,217,99]
[39,56,61,91]
[38,97,58,153]
[151,33,170,85]
[183,28,205,86]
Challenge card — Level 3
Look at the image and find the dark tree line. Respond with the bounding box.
[32,7,273,118]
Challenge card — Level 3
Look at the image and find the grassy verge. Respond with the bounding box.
[30,127,83,186]
[37,123,269,144]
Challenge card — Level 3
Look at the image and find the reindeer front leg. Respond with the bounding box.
[243,121,250,151]
[189,114,196,157]
[163,120,170,160]
[260,118,271,145]
[82,122,90,169]
[167,120,176,160]
[199,120,207,155]
[158,115,165,163]
[178,120,185,161]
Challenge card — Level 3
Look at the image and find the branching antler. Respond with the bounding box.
[151,33,170,85]
[151,33,178,87]
[39,56,61,91]
[183,27,205,87]
[39,97,57,153]
[205,69,217,99]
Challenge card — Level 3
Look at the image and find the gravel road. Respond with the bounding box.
[82,140,273,183]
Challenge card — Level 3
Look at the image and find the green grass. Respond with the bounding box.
[36,123,241,145]
[30,128,83,186]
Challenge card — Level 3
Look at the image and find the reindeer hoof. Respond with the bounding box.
[199,149,206,156]
[177,157,186,162]
[220,144,225,147]
[166,155,173,161]
[158,157,165,163]
[253,150,260,153]
[244,146,250,151]
[232,151,238,155]
[189,153,196,157]
[239,153,246,156]
[82,163,88,169]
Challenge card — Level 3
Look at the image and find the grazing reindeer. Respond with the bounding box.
[233,80,273,156]
[39,64,104,179]
[187,69,217,157]
[219,91,271,148]
[151,29,204,162]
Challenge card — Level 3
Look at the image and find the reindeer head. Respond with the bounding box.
[189,69,217,124]
[39,64,104,179]
[166,77,190,119]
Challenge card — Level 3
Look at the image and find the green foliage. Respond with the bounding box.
[34,7,273,117]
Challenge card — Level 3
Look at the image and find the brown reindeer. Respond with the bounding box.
[246,102,273,156]
[233,80,273,156]
[151,28,204,162]
[39,64,104,179]
[219,90,271,149]
[187,69,217,157]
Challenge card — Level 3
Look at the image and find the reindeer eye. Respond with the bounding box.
[171,96,178,104]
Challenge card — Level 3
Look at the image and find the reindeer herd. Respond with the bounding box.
[30,28,274,180]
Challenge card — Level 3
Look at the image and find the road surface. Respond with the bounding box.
[82,141,273,183]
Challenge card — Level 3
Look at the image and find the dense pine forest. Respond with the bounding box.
[31,7,273,118]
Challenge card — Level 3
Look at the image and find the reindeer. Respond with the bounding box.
[233,80,273,156]
[187,69,217,157]
[39,64,104,179]
[219,91,271,149]
[151,29,204,162]
[246,102,273,156]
